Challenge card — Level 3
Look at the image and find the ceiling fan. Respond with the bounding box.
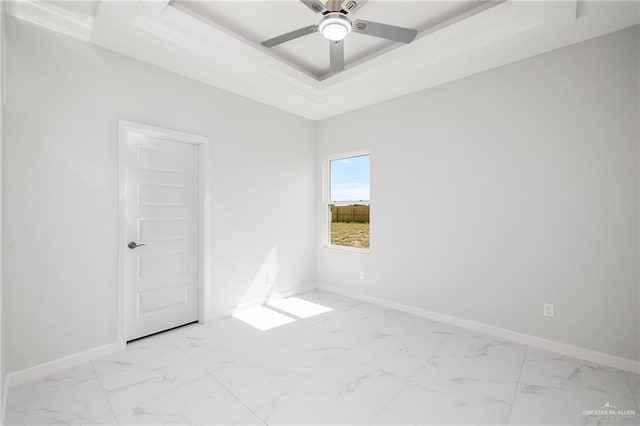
[261,0,418,74]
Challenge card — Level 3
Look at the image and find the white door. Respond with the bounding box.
[124,131,199,341]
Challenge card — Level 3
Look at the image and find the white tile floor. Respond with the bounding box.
[5,290,640,425]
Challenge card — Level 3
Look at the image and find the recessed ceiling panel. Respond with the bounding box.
[175,0,492,77]
[19,0,635,120]
[42,0,100,19]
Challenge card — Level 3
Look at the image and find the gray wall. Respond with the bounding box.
[3,17,316,373]
[317,26,640,361]
[4,15,639,374]
[1,2,5,418]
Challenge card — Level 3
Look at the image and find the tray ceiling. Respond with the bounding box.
[175,1,492,78]
[5,1,640,120]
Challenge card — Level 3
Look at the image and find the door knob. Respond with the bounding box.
[128,242,146,249]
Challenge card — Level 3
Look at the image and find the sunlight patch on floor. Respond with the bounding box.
[233,297,333,331]
[268,297,333,319]
[233,306,296,331]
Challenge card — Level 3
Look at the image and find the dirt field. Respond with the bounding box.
[330,222,370,249]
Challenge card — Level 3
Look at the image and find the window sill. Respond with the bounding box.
[324,245,370,255]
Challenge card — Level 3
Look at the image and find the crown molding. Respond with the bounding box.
[5,0,639,120]
[5,0,95,42]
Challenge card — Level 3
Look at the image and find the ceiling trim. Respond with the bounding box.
[5,1,639,120]
[169,1,323,82]
[5,0,95,42]
[130,2,326,99]
[96,0,578,109]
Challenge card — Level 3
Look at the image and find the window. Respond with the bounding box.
[327,153,370,250]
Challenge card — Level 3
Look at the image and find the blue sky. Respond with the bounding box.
[330,154,370,202]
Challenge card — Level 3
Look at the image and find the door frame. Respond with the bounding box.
[117,120,210,343]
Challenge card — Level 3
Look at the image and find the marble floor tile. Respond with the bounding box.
[353,328,453,366]
[99,360,208,415]
[627,372,640,391]
[6,379,117,425]
[204,346,312,411]
[509,383,638,425]
[6,290,639,426]
[376,312,458,340]
[626,371,640,404]
[318,331,450,406]
[255,373,383,425]
[236,413,268,426]
[312,360,412,408]
[6,362,96,408]
[275,322,370,370]
[92,334,184,376]
[315,303,400,336]
[387,351,522,425]
[267,296,334,319]
[163,318,238,348]
[520,348,635,399]
[628,372,640,415]
[116,375,255,425]
[172,327,256,359]
[370,408,414,426]
[388,381,515,425]
[192,328,286,373]
[509,348,638,425]
[241,315,315,347]
[293,290,360,312]
[437,328,528,366]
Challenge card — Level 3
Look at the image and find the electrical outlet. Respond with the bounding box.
[543,303,554,317]
[359,271,365,280]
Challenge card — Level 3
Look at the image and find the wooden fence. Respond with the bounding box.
[330,204,370,223]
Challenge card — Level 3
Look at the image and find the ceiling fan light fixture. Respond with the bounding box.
[318,13,352,41]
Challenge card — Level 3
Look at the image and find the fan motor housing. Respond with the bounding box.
[318,12,353,41]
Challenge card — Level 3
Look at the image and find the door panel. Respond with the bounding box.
[138,284,189,314]
[139,184,189,207]
[138,218,189,242]
[139,146,190,173]
[137,252,189,280]
[125,133,199,341]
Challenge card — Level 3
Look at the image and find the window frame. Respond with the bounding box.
[323,149,371,254]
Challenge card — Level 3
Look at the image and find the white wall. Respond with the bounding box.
[0,2,4,421]
[3,17,316,373]
[4,12,639,377]
[317,26,640,362]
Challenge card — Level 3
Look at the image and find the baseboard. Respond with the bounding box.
[3,284,320,397]
[266,283,317,301]
[204,283,318,322]
[2,373,8,426]
[318,284,640,374]
[5,340,126,388]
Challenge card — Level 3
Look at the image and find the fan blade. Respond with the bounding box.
[353,19,417,43]
[341,0,367,14]
[300,0,327,14]
[329,40,344,73]
[261,25,318,48]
